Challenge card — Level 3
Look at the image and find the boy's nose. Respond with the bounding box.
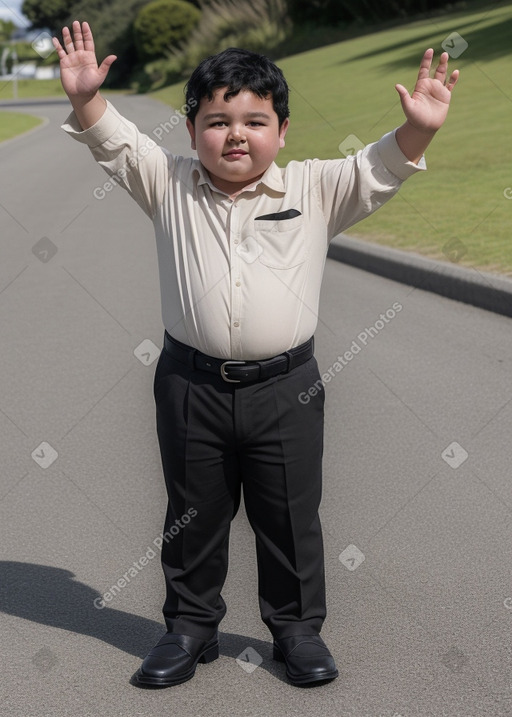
[229,126,246,142]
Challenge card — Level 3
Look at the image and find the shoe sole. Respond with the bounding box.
[134,641,219,687]
[273,643,339,686]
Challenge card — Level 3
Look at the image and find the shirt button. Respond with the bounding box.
[234,239,239,245]
[233,321,240,327]
[235,281,241,287]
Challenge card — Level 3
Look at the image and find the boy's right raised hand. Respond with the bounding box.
[53,20,116,102]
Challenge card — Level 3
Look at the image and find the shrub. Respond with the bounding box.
[22,0,75,31]
[63,0,148,87]
[134,0,201,62]
[137,0,291,90]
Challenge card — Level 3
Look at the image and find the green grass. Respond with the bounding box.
[0,78,66,100]
[0,111,43,142]
[0,78,128,101]
[152,1,512,275]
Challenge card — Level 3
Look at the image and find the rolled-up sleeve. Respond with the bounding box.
[61,100,169,219]
[315,128,426,240]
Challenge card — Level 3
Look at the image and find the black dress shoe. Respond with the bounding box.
[273,634,338,686]
[134,632,219,687]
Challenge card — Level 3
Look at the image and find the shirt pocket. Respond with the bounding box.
[253,215,306,269]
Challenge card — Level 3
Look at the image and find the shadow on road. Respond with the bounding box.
[0,560,289,684]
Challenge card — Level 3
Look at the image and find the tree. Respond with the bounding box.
[0,19,15,41]
[22,0,75,31]
[133,0,201,62]
[60,0,149,87]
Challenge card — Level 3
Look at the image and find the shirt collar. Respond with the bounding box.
[194,160,285,196]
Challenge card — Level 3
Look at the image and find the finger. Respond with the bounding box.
[72,20,84,51]
[52,36,65,57]
[62,25,74,53]
[446,68,459,92]
[98,55,117,80]
[82,21,95,53]
[395,83,409,99]
[395,83,412,111]
[433,51,449,83]
[417,48,434,81]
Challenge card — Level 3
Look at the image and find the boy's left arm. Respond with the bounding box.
[394,49,459,164]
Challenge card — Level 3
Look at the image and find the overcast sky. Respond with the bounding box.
[0,0,29,26]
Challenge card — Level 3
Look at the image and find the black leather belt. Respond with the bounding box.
[163,331,314,383]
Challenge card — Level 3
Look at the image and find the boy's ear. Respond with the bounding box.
[279,118,290,149]
[186,118,196,150]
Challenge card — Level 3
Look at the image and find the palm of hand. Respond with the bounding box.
[395,49,459,133]
[60,50,103,96]
[53,21,116,98]
[407,77,452,130]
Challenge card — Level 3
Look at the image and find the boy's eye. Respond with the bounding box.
[207,120,265,128]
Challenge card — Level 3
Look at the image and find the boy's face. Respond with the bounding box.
[186,87,289,196]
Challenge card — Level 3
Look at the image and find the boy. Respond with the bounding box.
[53,21,458,688]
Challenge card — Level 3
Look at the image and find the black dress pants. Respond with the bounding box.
[153,335,326,641]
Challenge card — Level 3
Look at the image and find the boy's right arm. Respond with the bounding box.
[53,20,115,129]
[54,21,169,218]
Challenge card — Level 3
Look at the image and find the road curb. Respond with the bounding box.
[328,235,512,319]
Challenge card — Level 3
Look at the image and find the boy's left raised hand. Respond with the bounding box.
[395,49,459,133]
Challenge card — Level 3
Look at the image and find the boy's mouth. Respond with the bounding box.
[223,149,248,158]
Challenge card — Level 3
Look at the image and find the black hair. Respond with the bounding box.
[184,47,289,128]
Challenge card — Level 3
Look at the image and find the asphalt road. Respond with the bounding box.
[0,95,511,717]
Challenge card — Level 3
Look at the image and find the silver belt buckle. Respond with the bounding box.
[220,360,246,383]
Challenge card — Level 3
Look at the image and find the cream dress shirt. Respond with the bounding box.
[63,101,425,360]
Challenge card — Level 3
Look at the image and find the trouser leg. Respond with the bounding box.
[153,348,241,641]
[236,356,327,638]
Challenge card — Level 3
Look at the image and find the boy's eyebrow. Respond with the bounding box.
[202,111,272,121]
